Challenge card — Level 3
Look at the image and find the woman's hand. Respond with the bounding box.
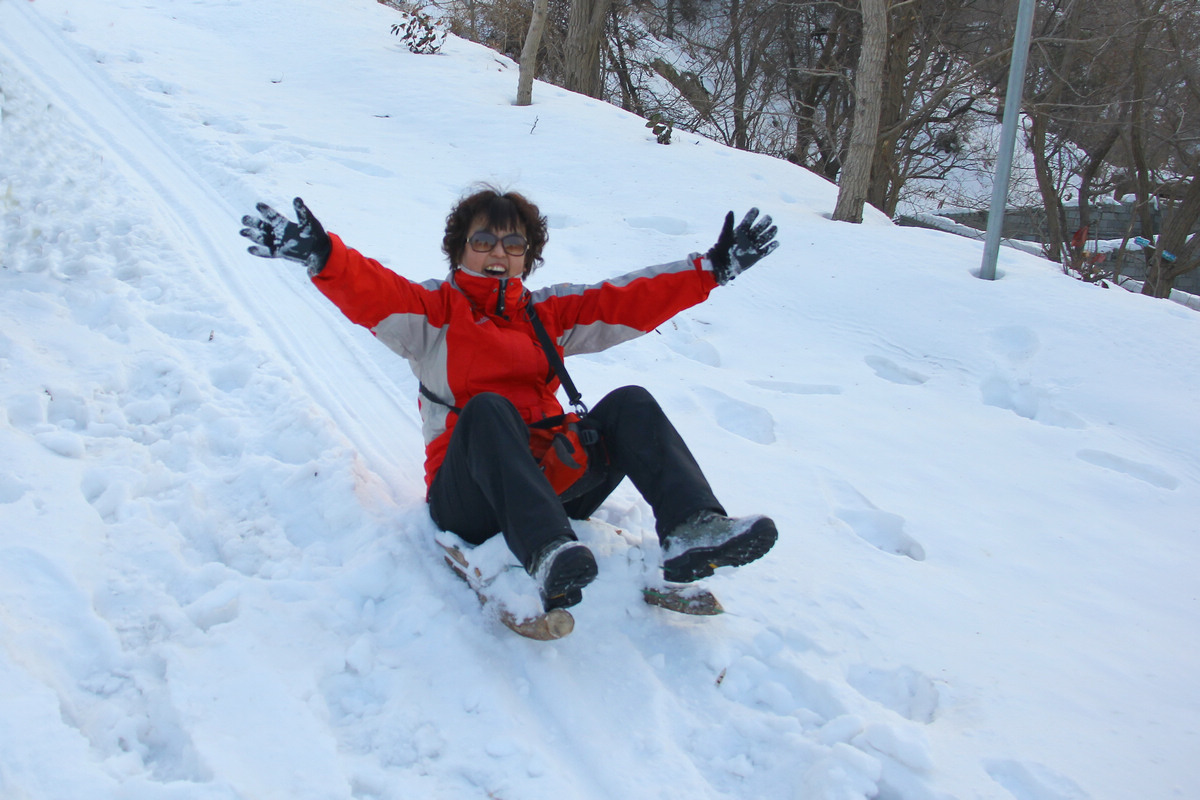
[706,208,779,284]
[240,197,332,276]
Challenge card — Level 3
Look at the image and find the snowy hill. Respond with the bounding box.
[2,1,1198,798]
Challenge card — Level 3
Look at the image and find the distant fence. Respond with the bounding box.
[899,202,1200,295]
[937,202,1161,243]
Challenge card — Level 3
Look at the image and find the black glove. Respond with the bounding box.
[240,197,332,276]
[706,208,779,285]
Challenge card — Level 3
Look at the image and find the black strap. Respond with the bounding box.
[419,382,461,414]
[526,303,588,416]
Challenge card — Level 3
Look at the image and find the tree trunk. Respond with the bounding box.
[833,0,888,223]
[1075,126,1120,248]
[1143,175,1200,297]
[865,0,913,215]
[516,0,551,106]
[729,0,746,149]
[1029,114,1067,263]
[564,0,614,99]
[607,7,644,114]
[1128,5,1158,240]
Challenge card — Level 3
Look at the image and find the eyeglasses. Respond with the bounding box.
[467,230,528,257]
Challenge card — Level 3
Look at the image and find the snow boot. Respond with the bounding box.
[661,511,778,583]
[530,538,598,611]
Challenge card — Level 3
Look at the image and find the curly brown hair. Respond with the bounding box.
[442,185,548,277]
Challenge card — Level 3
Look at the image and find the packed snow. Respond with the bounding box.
[2,0,1198,798]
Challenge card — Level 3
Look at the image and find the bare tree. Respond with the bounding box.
[445,0,1197,273]
[605,3,646,114]
[517,0,551,105]
[865,0,999,216]
[777,2,857,180]
[1144,173,1200,296]
[638,0,783,150]
[723,0,780,149]
[993,0,1199,292]
[1133,0,1200,296]
[1016,0,1136,262]
[772,0,994,213]
[833,0,888,222]
[564,0,614,97]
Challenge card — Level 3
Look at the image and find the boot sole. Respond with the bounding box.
[541,546,599,611]
[662,517,778,583]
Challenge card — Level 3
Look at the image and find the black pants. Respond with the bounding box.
[428,385,724,571]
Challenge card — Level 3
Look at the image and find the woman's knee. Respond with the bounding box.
[598,385,664,419]
[605,384,657,408]
[459,392,521,424]
[452,393,531,451]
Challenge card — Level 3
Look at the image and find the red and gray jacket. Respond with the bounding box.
[313,233,721,492]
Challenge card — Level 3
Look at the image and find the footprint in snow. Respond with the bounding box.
[665,336,720,367]
[980,326,1087,429]
[36,430,86,459]
[46,387,90,429]
[1076,449,1179,490]
[748,378,842,396]
[864,355,928,386]
[820,474,925,561]
[200,114,247,134]
[847,664,940,723]
[988,325,1040,364]
[980,374,1087,429]
[985,758,1090,800]
[209,360,256,393]
[0,546,210,781]
[184,583,243,632]
[624,215,690,236]
[692,386,776,445]
[236,138,274,156]
[143,77,181,96]
[546,213,582,230]
[147,310,220,342]
[328,156,395,179]
[0,472,32,504]
[5,392,49,430]
[661,317,721,367]
[81,468,141,523]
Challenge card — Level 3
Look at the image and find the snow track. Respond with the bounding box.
[0,0,423,493]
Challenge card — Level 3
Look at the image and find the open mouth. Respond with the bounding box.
[484,264,508,276]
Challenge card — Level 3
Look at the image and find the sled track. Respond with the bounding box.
[0,0,423,492]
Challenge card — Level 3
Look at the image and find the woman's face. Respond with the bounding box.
[458,218,527,280]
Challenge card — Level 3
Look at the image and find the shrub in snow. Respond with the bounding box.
[646,112,673,145]
[390,10,446,55]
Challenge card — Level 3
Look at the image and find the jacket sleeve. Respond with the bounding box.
[311,233,448,362]
[530,254,719,356]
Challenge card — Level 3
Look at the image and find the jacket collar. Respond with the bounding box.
[451,267,527,320]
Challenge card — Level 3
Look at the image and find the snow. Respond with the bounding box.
[1,0,1198,798]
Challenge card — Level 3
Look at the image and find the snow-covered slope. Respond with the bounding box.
[1,1,1198,798]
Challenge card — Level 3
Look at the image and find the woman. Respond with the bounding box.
[240,187,780,611]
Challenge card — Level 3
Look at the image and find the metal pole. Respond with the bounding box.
[980,0,1036,280]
